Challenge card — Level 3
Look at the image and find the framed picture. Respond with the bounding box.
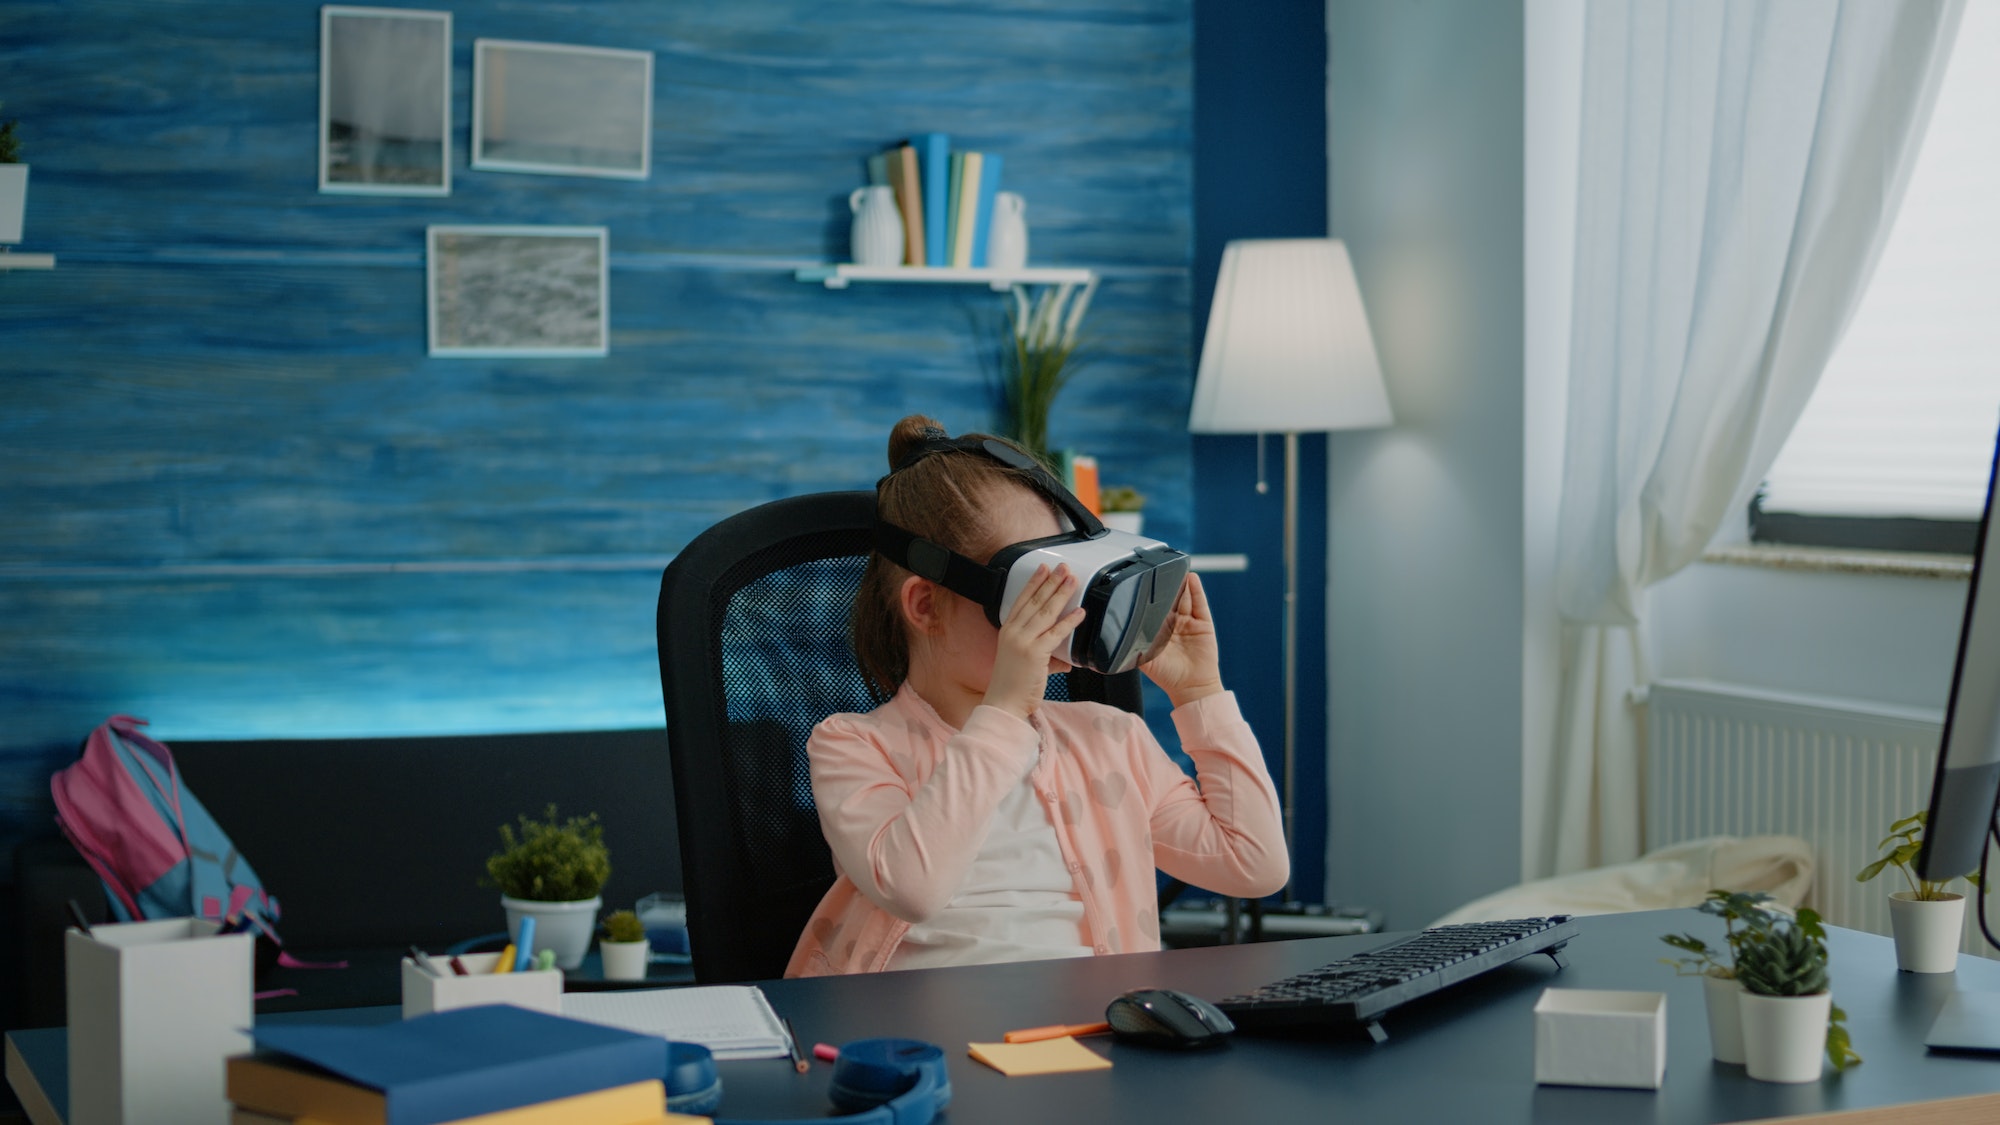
[319,6,451,195]
[473,40,653,179]
[426,226,609,357]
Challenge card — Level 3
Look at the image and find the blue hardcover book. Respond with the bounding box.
[912,132,951,267]
[248,1004,668,1125]
[971,153,1004,268]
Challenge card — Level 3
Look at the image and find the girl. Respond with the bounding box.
[785,416,1288,976]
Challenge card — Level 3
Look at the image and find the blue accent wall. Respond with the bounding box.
[0,1,1196,877]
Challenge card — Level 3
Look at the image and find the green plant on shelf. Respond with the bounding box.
[1856,810,1980,900]
[1100,486,1144,514]
[0,103,19,164]
[601,909,645,944]
[999,278,1097,463]
[483,804,611,903]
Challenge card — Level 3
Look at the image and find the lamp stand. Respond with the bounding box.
[1280,430,1300,904]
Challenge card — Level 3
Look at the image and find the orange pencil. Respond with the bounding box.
[1003,1021,1112,1044]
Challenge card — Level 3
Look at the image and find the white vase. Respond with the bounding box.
[0,164,27,244]
[599,938,650,982]
[1702,973,1746,1064]
[849,185,904,267]
[987,192,1027,270]
[1101,511,1144,536]
[1888,891,1964,973]
[1739,990,1831,1083]
[500,894,601,970]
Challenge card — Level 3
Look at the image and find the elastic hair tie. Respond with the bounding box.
[920,425,948,440]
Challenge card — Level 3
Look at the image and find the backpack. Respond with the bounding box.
[50,715,282,940]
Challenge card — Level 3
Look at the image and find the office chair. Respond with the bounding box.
[656,490,1142,983]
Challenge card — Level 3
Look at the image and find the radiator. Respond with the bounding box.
[1645,679,1996,957]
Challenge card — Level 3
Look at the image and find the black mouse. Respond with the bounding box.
[1105,987,1236,1048]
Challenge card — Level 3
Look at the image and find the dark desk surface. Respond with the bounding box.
[14,910,2000,1124]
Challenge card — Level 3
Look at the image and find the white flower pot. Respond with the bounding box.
[500,894,601,970]
[600,938,650,981]
[0,165,27,244]
[1888,891,1964,974]
[1101,511,1144,536]
[1702,973,1746,1064]
[1739,990,1831,1083]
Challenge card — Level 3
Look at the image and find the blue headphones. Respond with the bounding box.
[662,1038,951,1125]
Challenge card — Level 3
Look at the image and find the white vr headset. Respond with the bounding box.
[873,435,1192,676]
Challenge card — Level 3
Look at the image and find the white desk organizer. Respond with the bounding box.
[1533,988,1667,1090]
[65,918,254,1125]
[401,952,563,1018]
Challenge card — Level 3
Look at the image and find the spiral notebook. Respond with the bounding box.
[561,986,792,1061]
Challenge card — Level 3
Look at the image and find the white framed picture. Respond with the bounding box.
[426,226,609,357]
[319,6,452,195]
[472,39,653,179]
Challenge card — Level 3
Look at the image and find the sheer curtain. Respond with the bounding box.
[1540,0,1963,876]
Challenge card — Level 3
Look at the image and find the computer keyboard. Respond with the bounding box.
[1215,915,1578,1043]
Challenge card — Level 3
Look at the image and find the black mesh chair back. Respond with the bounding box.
[657,490,1141,983]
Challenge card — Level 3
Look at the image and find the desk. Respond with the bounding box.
[12,911,2000,1124]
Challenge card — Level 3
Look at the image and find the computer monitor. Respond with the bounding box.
[1917,437,2000,888]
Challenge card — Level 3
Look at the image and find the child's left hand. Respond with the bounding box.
[1139,572,1225,710]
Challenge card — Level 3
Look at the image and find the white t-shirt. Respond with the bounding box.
[889,769,1093,970]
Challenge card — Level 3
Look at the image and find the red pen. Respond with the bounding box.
[448,955,471,976]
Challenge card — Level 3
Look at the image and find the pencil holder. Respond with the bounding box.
[401,951,563,1018]
[65,917,255,1125]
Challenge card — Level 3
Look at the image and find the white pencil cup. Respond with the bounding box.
[66,918,254,1125]
[401,951,564,1018]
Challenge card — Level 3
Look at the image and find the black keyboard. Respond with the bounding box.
[1215,915,1578,1042]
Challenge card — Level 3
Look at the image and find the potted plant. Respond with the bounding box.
[0,104,26,245]
[1734,907,1861,1082]
[1660,890,1778,1064]
[1857,810,1977,973]
[1100,486,1145,536]
[484,805,611,970]
[998,279,1096,462]
[599,908,650,982]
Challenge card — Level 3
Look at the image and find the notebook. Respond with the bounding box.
[562,986,792,1061]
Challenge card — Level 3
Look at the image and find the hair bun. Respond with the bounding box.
[886,414,948,470]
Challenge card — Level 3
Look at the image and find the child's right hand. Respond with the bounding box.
[983,564,1085,721]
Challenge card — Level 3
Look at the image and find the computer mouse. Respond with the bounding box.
[1105,987,1236,1048]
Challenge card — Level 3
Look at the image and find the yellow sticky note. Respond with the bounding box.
[967,1036,1114,1076]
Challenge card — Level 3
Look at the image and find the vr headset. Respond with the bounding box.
[873,435,1192,676]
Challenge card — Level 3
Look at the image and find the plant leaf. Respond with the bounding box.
[1856,857,1892,883]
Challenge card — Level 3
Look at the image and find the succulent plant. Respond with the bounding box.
[601,909,645,944]
[1735,919,1829,997]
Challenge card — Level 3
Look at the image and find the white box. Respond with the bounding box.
[400,952,563,1018]
[66,918,254,1125]
[1533,988,1667,1090]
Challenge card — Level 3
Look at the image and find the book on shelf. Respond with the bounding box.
[945,152,966,267]
[887,143,925,266]
[865,149,890,187]
[912,132,951,268]
[971,153,1003,267]
[950,151,984,268]
[236,1005,668,1125]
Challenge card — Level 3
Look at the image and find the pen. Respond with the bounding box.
[65,899,92,936]
[783,1017,808,1073]
[407,945,444,979]
[493,943,517,973]
[448,955,471,976]
[513,917,537,972]
[1003,1021,1113,1044]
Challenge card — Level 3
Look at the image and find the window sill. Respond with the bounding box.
[1703,543,1971,580]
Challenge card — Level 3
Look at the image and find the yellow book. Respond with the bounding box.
[229,1054,667,1125]
[951,151,983,267]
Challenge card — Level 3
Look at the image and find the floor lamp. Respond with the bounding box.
[1189,238,1393,905]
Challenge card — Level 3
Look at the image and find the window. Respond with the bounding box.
[1755,3,2000,554]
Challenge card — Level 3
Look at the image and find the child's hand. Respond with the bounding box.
[984,564,1085,721]
[1140,572,1225,709]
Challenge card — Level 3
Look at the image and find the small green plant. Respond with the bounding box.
[1659,890,1778,979]
[0,104,20,164]
[999,280,1096,462]
[601,908,645,943]
[1100,486,1144,514]
[1734,907,1861,1071]
[1857,810,1980,900]
[483,805,611,903]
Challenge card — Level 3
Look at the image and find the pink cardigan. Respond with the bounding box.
[785,684,1289,977]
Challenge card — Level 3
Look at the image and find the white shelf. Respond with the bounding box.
[0,252,54,270]
[1189,554,1249,574]
[795,264,1095,292]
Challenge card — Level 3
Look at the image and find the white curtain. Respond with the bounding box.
[1541,0,1963,876]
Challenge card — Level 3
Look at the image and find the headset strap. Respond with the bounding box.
[871,519,1007,609]
[887,435,1104,536]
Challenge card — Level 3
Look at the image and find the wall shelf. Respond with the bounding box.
[0,252,54,270]
[795,264,1095,292]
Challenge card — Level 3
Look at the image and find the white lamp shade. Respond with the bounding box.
[1189,238,1393,434]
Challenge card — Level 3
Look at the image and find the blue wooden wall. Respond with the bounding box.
[0,1,1194,872]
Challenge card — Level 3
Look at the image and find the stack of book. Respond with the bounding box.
[865,133,1005,269]
[226,1005,694,1125]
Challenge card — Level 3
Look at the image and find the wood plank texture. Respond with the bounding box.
[0,0,1194,868]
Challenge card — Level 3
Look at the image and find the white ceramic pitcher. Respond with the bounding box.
[987,192,1027,270]
[849,185,905,267]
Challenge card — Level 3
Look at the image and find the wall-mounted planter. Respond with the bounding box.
[0,164,27,244]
